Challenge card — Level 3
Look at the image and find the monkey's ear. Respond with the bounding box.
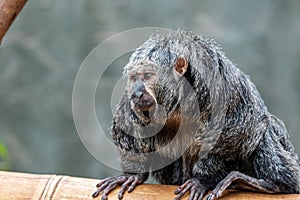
[174,57,188,77]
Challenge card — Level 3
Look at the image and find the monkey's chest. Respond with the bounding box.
[152,127,196,159]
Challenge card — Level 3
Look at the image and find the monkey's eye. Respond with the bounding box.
[144,73,153,80]
[130,75,137,82]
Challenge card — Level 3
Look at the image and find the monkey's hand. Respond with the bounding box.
[174,179,208,200]
[92,174,145,200]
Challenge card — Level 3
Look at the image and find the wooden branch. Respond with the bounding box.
[0,0,27,44]
[1,171,300,200]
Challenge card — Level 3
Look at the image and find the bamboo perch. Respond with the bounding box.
[0,0,27,44]
[1,171,300,200]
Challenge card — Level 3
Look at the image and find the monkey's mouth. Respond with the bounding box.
[131,96,156,122]
[135,100,155,111]
[131,98,156,122]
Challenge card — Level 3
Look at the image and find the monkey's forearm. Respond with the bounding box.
[120,151,150,175]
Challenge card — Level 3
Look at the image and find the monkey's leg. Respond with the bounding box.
[205,171,280,200]
[92,173,148,200]
[174,178,208,200]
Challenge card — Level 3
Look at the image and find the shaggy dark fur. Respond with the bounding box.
[93,30,300,200]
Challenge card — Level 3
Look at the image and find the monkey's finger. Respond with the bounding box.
[205,194,216,200]
[118,177,134,199]
[193,187,207,200]
[96,177,115,187]
[174,183,192,200]
[92,189,101,198]
[101,193,108,200]
[196,191,206,200]
[118,189,127,200]
[205,193,217,200]
[96,179,115,193]
[189,187,201,200]
[127,178,139,192]
[92,182,115,199]
[104,182,118,194]
[188,188,196,200]
[92,180,113,197]
[101,182,118,200]
[174,180,191,194]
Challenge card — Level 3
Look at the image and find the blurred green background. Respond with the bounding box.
[1,0,300,180]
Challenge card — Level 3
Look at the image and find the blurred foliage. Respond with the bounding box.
[0,0,300,179]
[0,140,10,170]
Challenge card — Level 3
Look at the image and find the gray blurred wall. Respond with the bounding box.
[0,0,300,179]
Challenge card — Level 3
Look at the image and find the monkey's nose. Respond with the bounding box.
[132,91,144,99]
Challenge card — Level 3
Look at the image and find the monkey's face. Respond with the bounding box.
[126,57,189,123]
[127,64,159,116]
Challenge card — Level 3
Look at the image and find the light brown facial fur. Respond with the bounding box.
[127,64,159,114]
